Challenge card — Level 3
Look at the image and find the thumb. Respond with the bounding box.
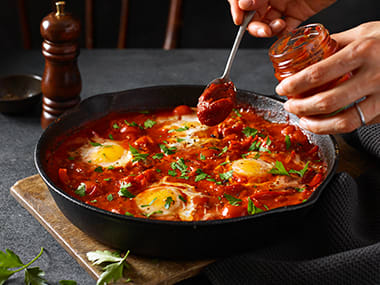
[238,0,267,11]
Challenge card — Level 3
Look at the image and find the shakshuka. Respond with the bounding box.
[44,105,327,221]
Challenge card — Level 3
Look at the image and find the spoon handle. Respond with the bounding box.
[222,10,256,80]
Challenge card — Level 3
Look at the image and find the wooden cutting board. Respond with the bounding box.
[10,174,213,285]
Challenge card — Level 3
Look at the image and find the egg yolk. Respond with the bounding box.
[90,144,125,165]
[136,188,179,214]
[232,159,271,178]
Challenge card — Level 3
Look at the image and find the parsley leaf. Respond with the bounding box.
[107,194,113,201]
[247,197,264,215]
[118,182,135,198]
[168,170,177,177]
[129,144,149,162]
[168,125,189,133]
[113,123,120,129]
[24,267,48,285]
[94,166,103,173]
[171,158,189,178]
[125,212,134,217]
[296,187,305,192]
[75,183,86,197]
[219,170,233,181]
[242,127,258,137]
[248,141,261,151]
[108,134,114,140]
[0,248,44,285]
[195,169,209,182]
[141,197,157,208]
[269,161,289,176]
[144,119,156,129]
[289,161,310,177]
[218,146,228,157]
[159,144,176,155]
[87,250,130,285]
[233,108,242,117]
[200,154,206,160]
[152,153,164,159]
[285,135,291,150]
[90,141,102,147]
[124,120,138,127]
[178,195,186,203]
[224,194,242,206]
[176,138,185,142]
[145,210,163,218]
[165,197,174,209]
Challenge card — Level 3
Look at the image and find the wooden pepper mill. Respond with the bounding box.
[40,1,81,129]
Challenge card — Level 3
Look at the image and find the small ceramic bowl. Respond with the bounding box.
[0,74,42,114]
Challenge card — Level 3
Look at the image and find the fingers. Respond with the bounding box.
[283,70,374,116]
[228,0,244,25]
[238,0,268,10]
[276,42,363,97]
[298,94,380,134]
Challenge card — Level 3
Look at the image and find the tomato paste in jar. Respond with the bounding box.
[268,23,351,97]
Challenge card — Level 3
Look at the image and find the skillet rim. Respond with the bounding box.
[34,84,339,227]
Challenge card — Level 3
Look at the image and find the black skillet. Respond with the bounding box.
[34,85,339,259]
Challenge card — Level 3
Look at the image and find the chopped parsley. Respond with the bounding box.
[224,194,242,206]
[247,197,264,215]
[242,127,258,137]
[144,119,156,129]
[107,166,115,170]
[165,197,174,209]
[285,135,291,150]
[129,144,149,162]
[200,154,206,160]
[233,108,242,117]
[195,169,209,182]
[107,194,113,201]
[219,170,233,181]
[112,123,120,129]
[103,178,111,182]
[141,197,157,208]
[176,138,185,142]
[171,158,189,179]
[168,170,177,176]
[159,144,177,155]
[296,187,305,192]
[125,212,134,217]
[289,161,310,177]
[168,125,189,133]
[118,182,135,198]
[178,195,186,202]
[258,136,272,153]
[145,210,163,218]
[269,161,289,176]
[68,156,75,161]
[155,168,162,173]
[75,183,86,197]
[90,199,97,203]
[90,141,102,147]
[108,134,114,140]
[152,153,164,159]
[94,166,103,173]
[207,178,223,185]
[219,161,230,166]
[248,141,261,151]
[124,120,138,127]
[218,146,228,157]
[209,146,220,151]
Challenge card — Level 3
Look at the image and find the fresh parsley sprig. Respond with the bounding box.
[247,197,264,215]
[289,161,310,177]
[129,144,149,162]
[86,250,131,285]
[224,194,242,206]
[268,161,289,176]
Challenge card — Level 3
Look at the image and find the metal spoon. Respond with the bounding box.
[197,11,255,126]
[208,10,255,87]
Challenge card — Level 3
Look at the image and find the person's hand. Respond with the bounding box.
[228,0,336,37]
[277,22,380,134]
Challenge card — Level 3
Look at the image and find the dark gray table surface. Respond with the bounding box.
[0,49,276,284]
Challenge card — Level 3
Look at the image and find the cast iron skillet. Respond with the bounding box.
[35,85,339,259]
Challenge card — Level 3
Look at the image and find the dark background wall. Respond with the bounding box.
[1,0,379,50]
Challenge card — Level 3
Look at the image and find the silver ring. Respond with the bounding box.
[355,102,366,126]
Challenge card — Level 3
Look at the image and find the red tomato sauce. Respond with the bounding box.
[44,105,327,221]
[197,81,236,126]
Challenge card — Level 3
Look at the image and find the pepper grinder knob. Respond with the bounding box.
[40,1,81,129]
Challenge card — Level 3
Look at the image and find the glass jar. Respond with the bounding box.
[268,23,351,96]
